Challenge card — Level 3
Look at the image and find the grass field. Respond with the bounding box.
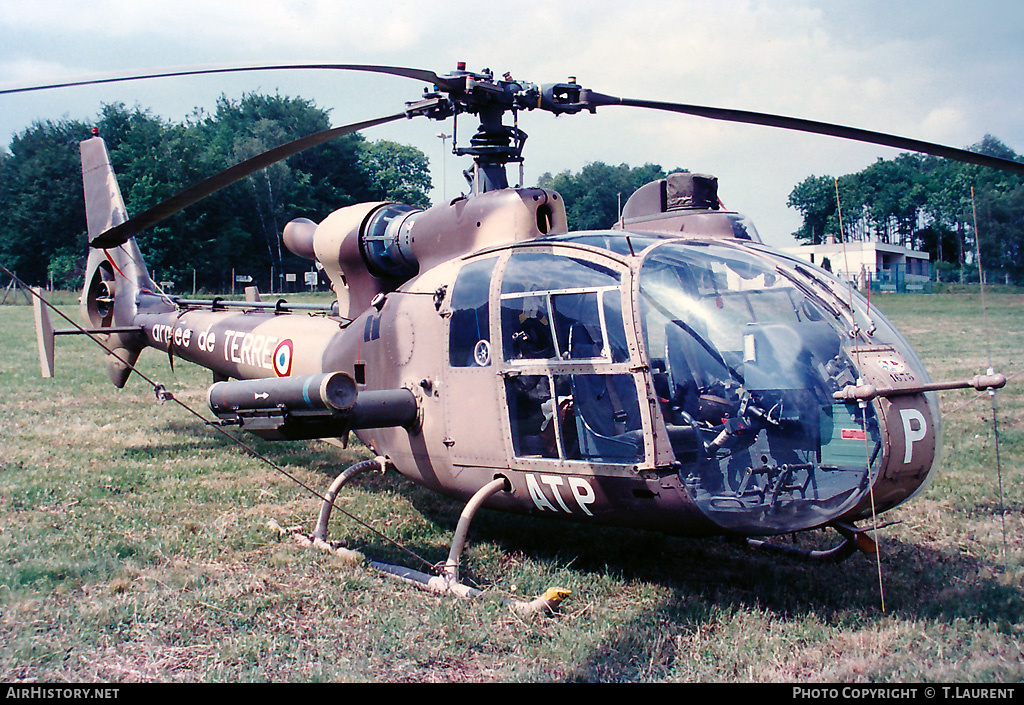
[1,288,1021,682]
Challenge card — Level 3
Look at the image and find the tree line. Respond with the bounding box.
[0,94,431,292]
[787,136,1024,283]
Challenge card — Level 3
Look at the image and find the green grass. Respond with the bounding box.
[1,289,1021,682]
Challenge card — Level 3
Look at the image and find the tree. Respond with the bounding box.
[96,103,209,287]
[0,94,433,291]
[359,140,432,208]
[0,118,92,285]
[787,175,838,244]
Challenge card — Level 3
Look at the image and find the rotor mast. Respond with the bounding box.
[413,63,589,196]
[461,102,524,193]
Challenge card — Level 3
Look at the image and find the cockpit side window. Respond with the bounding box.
[548,289,629,363]
[449,257,498,367]
[502,294,557,361]
[504,372,644,464]
[501,251,620,294]
[500,251,625,363]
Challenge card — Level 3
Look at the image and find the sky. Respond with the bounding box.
[1,0,1022,247]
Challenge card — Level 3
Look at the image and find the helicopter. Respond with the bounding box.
[13,62,1013,609]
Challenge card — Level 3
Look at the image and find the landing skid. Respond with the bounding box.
[743,521,887,562]
[274,457,569,615]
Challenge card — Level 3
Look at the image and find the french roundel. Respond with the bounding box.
[273,339,293,377]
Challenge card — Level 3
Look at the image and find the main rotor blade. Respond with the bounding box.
[583,91,1024,176]
[91,110,407,249]
[0,63,456,96]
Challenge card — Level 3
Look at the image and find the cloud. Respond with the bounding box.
[0,0,1020,244]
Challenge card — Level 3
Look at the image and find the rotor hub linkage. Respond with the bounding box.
[406,64,590,193]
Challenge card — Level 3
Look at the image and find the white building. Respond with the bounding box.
[782,241,932,291]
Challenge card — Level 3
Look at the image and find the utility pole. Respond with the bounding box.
[437,132,451,203]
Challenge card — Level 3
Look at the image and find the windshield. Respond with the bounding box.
[639,241,885,533]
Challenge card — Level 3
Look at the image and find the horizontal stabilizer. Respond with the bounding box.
[32,285,143,379]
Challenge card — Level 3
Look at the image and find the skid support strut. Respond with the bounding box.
[370,478,509,599]
[744,521,880,562]
[312,456,382,545]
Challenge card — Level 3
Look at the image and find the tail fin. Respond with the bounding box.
[78,135,154,387]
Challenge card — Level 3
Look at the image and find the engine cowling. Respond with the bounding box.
[283,187,568,319]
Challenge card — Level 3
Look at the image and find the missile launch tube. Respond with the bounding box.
[346,388,419,429]
[207,372,419,436]
[208,372,358,418]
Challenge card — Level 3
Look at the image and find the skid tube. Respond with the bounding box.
[283,458,569,615]
[743,521,884,562]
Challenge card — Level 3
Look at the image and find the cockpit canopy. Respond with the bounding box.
[446,231,936,535]
[636,239,936,533]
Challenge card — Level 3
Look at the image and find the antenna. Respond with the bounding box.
[971,187,1008,569]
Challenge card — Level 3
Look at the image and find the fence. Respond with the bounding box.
[868,263,934,293]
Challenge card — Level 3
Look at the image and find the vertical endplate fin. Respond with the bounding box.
[32,287,55,378]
